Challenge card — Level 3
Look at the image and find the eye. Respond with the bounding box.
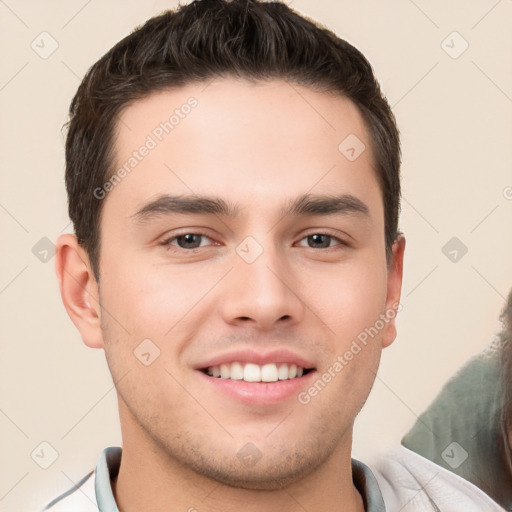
[163,233,213,250]
[160,231,348,253]
[296,233,347,249]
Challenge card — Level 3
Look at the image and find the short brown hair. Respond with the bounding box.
[64,0,401,281]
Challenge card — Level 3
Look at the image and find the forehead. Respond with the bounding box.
[106,78,381,222]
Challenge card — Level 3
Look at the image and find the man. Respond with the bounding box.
[50,0,406,510]
[372,289,512,511]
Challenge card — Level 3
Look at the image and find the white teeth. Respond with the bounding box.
[205,362,308,382]
[261,363,278,382]
[244,363,261,382]
[230,362,244,380]
[220,364,230,379]
[278,364,289,380]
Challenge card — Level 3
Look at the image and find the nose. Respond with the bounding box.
[218,239,305,331]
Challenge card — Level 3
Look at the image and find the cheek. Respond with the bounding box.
[302,257,388,344]
[99,254,205,338]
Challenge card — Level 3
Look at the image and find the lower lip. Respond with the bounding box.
[197,370,317,405]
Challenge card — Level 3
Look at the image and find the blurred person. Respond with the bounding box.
[372,289,512,511]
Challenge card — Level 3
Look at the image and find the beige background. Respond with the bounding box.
[1,1,511,510]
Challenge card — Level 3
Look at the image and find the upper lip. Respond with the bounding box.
[194,348,316,370]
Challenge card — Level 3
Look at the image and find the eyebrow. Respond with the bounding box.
[131,192,370,223]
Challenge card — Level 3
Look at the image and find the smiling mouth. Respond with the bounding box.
[200,362,315,382]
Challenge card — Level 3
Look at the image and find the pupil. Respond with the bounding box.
[179,234,201,248]
[310,234,329,248]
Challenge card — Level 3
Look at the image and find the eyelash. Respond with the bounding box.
[160,231,349,252]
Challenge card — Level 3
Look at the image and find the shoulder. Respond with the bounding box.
[370,445,506,512]
[40,470,98,512]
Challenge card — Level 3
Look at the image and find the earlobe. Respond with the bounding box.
[382,235,406,349]
[55,234,104,349]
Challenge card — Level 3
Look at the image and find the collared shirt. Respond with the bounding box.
[41,446,386,511]
[372,445,506,512]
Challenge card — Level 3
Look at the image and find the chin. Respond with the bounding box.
[175,436,334,491]
[192,455,320,490]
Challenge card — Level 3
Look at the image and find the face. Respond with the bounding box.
[90,78,404,488]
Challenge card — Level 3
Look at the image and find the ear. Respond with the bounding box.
[381,235,406,349]
[55,234,104,349]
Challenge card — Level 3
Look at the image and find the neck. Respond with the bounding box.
[113,414,365,512]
